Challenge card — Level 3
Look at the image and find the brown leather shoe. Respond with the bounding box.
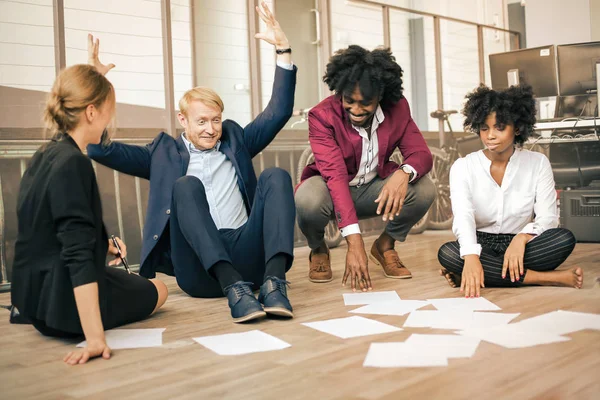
[309,250,333,283]
[369,240,412,279]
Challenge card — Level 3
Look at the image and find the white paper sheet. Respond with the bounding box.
[343,291,401,306]
[511,310,600,336]
[77,328,165,350]
[471,312,520,329]
[302,316,402,339]
[404,310,475,330]
[458,324,571,348]
[428,297,501,312]
[349,300,430,316]
[192,330,291,356]
[363,342,448,368]
[404,334,481,358]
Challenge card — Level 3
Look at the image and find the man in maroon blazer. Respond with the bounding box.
[295,45,436,291]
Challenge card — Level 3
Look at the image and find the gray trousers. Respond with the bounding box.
[295,174,436,249]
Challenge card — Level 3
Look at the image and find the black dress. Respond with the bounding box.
[11,135,158,337]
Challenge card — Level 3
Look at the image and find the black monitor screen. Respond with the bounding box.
[490,45,558,97]
[557,41,600,96]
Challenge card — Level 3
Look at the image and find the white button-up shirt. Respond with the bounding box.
[181,133,248,230]
[449,148,558,258]
[340,105,418,237]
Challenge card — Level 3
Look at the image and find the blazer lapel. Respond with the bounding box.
[175,134,190,176]
[219,139,251,211]
[377,124,391,170]
[345,121,363,172]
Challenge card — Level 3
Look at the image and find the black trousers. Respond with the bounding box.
[437,228,576,287]
[169,168,296,298]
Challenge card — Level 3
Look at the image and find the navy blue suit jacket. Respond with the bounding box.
[88,66,297,278]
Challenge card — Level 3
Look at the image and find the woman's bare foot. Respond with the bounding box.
[439,268,460,288]
[523,267,584,288]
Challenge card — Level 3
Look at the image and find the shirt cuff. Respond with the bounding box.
[519,223,543,238]
[459,243,482,258]
[340,223,361,237]
[403,164,418,183]
[276,61,294,70]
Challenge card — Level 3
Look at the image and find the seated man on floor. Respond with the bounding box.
[295,45,436,291]
[437,84,582,297]
[88,3,298,323]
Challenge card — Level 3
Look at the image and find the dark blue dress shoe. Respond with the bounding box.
[258,277,293,318]
[223,281,266,323]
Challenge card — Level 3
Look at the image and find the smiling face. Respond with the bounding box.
[342,85,379,128]
[178,100,223,151]
[479,112,517,156]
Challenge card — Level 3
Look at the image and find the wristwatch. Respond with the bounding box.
[399,164,415,181]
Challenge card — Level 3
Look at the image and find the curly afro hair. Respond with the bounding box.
[462,84,537,146]
[323,45,403,105]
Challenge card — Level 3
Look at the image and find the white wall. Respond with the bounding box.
[0,0,513,131]
[330,0,510,131]
[0,0,192,129]
[0,0,55,94]
[525,0,592,47]
[193,0,252,127]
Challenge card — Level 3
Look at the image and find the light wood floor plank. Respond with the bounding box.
[0,231,598,399]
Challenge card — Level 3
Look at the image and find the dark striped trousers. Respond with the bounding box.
[437,228,576,287]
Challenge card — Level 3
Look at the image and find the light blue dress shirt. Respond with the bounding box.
[181,133,248,230]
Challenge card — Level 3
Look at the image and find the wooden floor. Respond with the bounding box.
[1,230,599,400]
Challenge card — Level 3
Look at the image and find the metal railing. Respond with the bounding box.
[0,135,314,291]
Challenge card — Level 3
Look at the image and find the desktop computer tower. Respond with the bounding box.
[559,188,600,242]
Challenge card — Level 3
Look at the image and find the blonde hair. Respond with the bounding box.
[44,64,115,140]
[178,86,224,117]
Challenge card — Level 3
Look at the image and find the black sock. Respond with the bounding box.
[212,261,243,290]
[264,253,287,281]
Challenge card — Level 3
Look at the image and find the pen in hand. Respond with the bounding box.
[110,235,131,274]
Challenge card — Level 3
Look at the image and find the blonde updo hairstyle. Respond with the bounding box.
[44,64,115,142]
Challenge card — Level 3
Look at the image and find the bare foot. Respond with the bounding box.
[525,267,584,288]
[439,268,460,288]
[559,267,584,288]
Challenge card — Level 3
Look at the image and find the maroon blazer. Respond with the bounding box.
[299,95,432,230]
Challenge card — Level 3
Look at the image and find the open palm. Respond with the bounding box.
[255,1,289,48]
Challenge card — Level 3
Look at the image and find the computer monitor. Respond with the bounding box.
[557,41,600,96]
[489,45,558,97]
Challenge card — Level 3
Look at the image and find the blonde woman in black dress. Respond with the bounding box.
[11,36,168,365]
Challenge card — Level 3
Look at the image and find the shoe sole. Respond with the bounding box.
[309,276,333,283]
[232,310,267,323]
[368,254,412,279]
[264,307,294,318]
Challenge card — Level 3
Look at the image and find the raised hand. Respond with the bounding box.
[87,34,115,76]
[254,1,289,49]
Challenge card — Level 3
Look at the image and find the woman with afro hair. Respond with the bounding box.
[296,45,435,290]
[437,84,582,297]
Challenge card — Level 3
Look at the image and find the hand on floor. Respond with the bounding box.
[64,340,111,365]
[343,236,372,292]
[461,255,485,298]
